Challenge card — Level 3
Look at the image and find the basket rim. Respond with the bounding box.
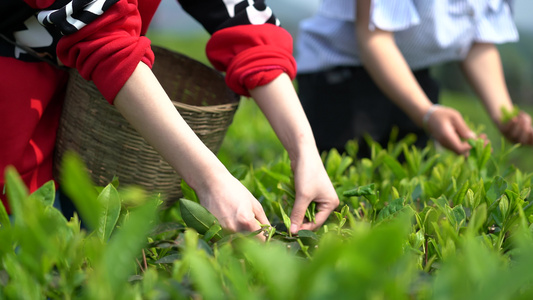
[172,99,240,112]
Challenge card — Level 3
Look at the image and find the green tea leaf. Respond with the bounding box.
[150,222,185,236]
[4,166,29,220]
[305,201,316,223]
[28,180,55,207]
[154,254,181,264]
[376,198,411,223]
[453,180,469,206]
[501,105,520,124]
[499,195,509,220]
[0,199,10,229]
[254,177,275,204]
[261,167,291,184]
[336,156,354,178]
[277,182,296,200]
[279,204,292,234]
[99,199,158,297]
[486,176,508,204]
[179,198,220,235]
[383,154,407,180]
[96,184,121,241]
[345,139,359,158]
[180,180,198,203]
[343,183,375,197]
[467,203,487,235]
[420,153,440,175]
[451,205,466,228]
[59,152,101,230]
[325,148,342,178]
[203,223,223,241]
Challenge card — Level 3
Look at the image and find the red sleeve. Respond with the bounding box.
[205,23,297,97]
[23,0,55,7]
[42,0,155,103]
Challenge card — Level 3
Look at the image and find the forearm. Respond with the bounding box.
[114,62,229,192]
[460,42,513,125]
[249,73,319,161]
[357,32,433,127]
[355,0,432,127]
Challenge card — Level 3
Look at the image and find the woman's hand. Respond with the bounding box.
[195,174,270,239]
[499,111,533,145]
[289,151,340,234]
[114,62,270,239]
[425,105,478,155]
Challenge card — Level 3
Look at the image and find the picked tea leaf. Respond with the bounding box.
[501,105,520,124]
[179,198,220,235]
[343,183,375,197]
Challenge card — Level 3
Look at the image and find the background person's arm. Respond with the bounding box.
[355,0,476,154]
[461,42,533,145]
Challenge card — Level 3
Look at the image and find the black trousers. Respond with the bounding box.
[297,66,440,158]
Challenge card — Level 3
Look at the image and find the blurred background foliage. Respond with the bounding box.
[433,30,533,105]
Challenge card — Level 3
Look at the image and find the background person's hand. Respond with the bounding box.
[499,110,533,145]
[426,106,478,155]
[289,151,340,235]
[196,174,270,240]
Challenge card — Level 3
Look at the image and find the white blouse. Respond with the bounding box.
[296,0,519,73]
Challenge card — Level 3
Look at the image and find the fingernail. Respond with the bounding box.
[467,132,476,139]
[290,224,298,234]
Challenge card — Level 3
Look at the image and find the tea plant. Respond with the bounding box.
[1,135,533,299]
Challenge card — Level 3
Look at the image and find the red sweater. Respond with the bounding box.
[1,0,296,213]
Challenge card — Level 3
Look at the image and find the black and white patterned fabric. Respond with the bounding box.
[37,0,119,35]
[0,0,118,64]
[178,0,280,35]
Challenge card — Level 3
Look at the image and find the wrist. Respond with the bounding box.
[182,160,230,195]
[422,104,443,131]
[285,136,319,160]
[288,143,323,170]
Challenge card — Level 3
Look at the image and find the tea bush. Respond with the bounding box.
[1,135,533,299]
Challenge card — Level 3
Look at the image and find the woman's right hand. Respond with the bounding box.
[113,63,270,239]
[195,174,270,240]
[425,105,479,155]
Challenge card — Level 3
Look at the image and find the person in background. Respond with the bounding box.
[296,0,533,158]
[0,0,339,236]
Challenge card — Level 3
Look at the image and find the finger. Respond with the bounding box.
[478,133,490,147]
[504,116,523,143]
[499,120,514,138]
[439,124,471,155]
[299,206,333,231]
[452,114,476,140]
[528,130,533,145]
[237,216,266,242]
[517,113,532,145]
[252,201,271,226]
[518,129,530,145]
[519,111,532,127]
[289,197,310,235]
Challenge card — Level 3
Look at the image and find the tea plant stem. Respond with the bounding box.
[424,239,429,266]
[266,226,276,243]
[142,249,148,271]
[136,258,145,273]
[423,255,437,273]
[497,224,507,252]
[297,239,312,260]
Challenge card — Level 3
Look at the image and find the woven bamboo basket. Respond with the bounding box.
[53,46,240,208]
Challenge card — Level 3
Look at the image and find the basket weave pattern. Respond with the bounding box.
[54,46,240,207]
